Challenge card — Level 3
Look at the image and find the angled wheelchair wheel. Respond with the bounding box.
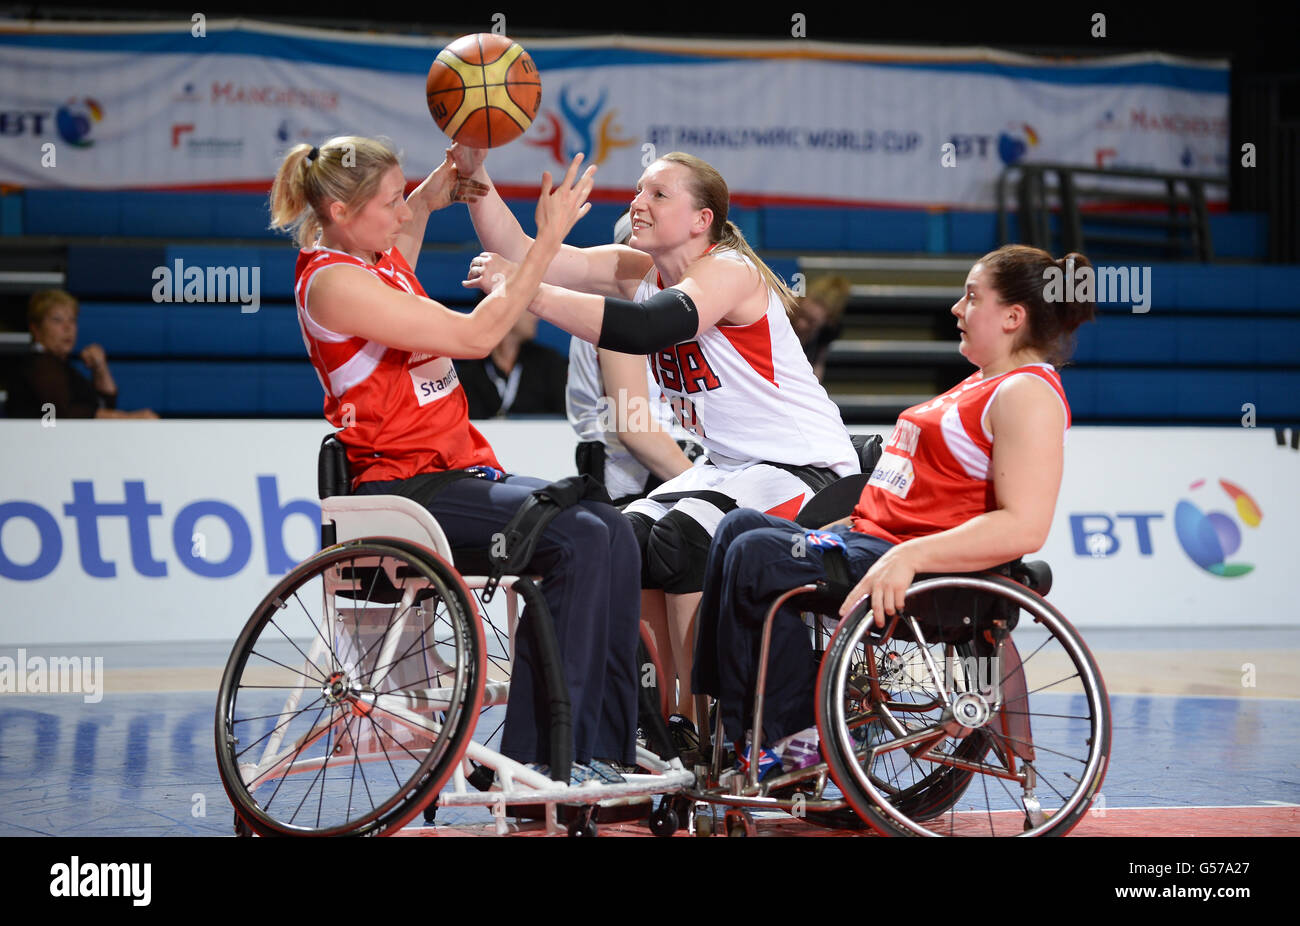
[816,574,1110,836]
[215,538,485,836]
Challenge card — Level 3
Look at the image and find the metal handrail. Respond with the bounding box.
[996,162,1228,261]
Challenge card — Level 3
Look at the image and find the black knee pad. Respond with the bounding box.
[645,510,713,594]
[624,512,658,589]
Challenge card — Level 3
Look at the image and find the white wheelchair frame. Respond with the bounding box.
[216,491,693,838]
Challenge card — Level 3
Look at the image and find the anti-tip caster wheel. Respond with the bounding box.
[725,808,756,838]
[648,806,679,837]
[567,806,598,837]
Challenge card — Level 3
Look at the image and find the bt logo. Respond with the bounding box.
[0,98,102,145]
[1173,478,1261,577]
[55,97,102,147]
[947,123,1039,165]
[1069,478,1261,578]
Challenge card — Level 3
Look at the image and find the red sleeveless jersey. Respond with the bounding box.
[850,363,1069,544]
[294,245,501,488]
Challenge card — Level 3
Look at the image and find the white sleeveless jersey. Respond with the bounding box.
[636,250,858,476]
[566,336,693,499]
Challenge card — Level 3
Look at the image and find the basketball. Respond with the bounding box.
[426,33,542,148]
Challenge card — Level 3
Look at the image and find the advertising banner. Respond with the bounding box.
[1,421,1293,645]
[0,21,1229,207]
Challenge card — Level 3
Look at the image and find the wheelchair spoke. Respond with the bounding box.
[288,587,346,678]
[232,692,330,764]
[366,626,456,691]
[998,708,1095,722]
[1023,673,1083,699]
[338,710,379,818]
[264,617,333,685]
[258,700,336,809]
[246,645,328,687]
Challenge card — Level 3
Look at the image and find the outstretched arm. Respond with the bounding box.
[840,374,1067,624]
[308,155,595,360]
[454,144,652,297]
[481,247,765,350]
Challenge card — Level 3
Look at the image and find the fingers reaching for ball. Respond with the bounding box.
[447,143,487,178]
[462,251,518,293]
[534,152,596,244]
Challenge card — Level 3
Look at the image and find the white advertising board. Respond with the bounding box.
[0,421,1293,645]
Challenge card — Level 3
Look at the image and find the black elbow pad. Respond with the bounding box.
[597,287,698,354]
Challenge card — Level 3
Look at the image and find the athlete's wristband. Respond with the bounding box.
[597,287,698,354]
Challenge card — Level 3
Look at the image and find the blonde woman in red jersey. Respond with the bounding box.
[270,138,643,783]
[692,245,1096,777]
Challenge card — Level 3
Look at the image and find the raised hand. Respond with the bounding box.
[447,143,487,177]
[534,152,596,245]
[462,251,519,294]
[80,343,107,372]
[421,154,490,212]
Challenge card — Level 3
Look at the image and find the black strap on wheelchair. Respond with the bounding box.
[851,432,884,477]
[480,474,612,602]
[639,488,739,512]
[574,440,606,486]
[508,576,574,780]
[815,546,857,602]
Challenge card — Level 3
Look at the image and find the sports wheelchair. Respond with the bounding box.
[213,436,692,838]
[684,450,1112,838]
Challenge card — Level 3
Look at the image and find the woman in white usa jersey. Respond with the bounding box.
[460,147,857,727]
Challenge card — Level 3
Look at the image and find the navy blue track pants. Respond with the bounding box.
[692,508,894,746]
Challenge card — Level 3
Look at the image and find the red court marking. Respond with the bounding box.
[397,805,1300,837]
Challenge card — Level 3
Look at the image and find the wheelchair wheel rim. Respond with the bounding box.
[214,540,483,836]
[820,575,1110,837]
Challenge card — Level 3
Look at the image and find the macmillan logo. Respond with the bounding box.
[1173,478,1262,578]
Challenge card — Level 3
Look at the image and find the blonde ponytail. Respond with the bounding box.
[268,136,401,248]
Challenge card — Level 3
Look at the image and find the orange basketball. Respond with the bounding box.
[426,33,542,148]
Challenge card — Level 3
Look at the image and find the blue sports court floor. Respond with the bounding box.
[2,628,1297,837]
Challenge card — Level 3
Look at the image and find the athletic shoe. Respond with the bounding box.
[517,762,599,787]
[667,714,699,754]
[774,727,822,772]
[587,759,630,784]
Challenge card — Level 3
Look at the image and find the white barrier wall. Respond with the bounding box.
[0,420,1295,645]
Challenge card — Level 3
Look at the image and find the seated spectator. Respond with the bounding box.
[456,312,568,418]
[792,275,851,381]
[5,289,158,420]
